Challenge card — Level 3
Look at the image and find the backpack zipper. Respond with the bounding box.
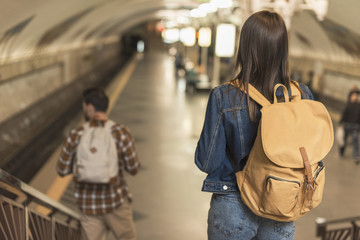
[266,176,301,187]
[313,162,325,181]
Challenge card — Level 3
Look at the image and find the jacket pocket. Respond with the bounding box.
[260,176,300,218]
[301,164,325,214]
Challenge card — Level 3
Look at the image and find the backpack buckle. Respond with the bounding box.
[305,178,315,201]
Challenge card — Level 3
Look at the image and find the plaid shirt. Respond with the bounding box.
[57,119,140,215]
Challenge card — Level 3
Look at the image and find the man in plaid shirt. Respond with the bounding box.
[57,88,140,240]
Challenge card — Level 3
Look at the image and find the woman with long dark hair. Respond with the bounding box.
[195,11,314,239]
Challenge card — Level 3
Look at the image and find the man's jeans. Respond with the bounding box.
[340,123,360,159]
[208,193,295,240]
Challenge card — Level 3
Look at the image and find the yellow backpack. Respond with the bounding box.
[236,82,333,222]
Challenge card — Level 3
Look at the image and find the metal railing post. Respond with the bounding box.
[316,217,327,240]
[50,211,56,240]
[317,224,326,240]
[352,221,359,240]
[24,206,29,240]
[23,198,32,240]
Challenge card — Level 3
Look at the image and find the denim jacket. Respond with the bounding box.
[195,83,314,194]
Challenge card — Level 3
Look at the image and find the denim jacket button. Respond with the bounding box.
[222,185,228,190]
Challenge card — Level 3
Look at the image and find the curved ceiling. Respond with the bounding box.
[0,0,359,64]
[289,0,360,64]
[0,0,199,60]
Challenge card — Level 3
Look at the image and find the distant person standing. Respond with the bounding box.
[339,91,360,164]
[57,88,140,240]
[348,85,360,100]
[175,52,184,76]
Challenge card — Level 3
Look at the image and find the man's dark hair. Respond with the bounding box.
[83,88,109,112]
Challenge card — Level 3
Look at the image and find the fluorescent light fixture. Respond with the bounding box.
[180,27,196,46]
[163,28,180,43]
[210,0,233,9]
[199,3,218,13]
[215,24,236,57]
[199,27,212,47]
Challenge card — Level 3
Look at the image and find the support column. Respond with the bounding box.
[201,47,208,75]
[212,55,220,87]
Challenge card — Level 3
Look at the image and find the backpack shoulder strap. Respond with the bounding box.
[229,82,271,106]
[104,119,116,135]
[247,84,271,107]
[81,122,90,132]
[290,81,301,101]
[105,119,115,128]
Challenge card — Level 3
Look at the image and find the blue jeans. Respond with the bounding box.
[208,193,295,240]
[340,123,359,159]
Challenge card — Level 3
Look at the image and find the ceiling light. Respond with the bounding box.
[199,3,218,13]
[210,0,233,9]
[190,8,207,18]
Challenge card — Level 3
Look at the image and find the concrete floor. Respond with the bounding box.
[109,52,210,240]
[53,51,360,240]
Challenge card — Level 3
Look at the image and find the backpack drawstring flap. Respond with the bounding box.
[257,83,333,168]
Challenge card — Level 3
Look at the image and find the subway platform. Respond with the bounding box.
[28,51,360,240]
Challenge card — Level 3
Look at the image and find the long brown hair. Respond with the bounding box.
[229,11,290,121]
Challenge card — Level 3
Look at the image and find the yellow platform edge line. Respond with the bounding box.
[36,54,139,215]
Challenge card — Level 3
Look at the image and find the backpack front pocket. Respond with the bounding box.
[260,176,300,217]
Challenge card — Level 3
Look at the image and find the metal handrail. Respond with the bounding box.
[0,168,81,239]
[316,216,360,240]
